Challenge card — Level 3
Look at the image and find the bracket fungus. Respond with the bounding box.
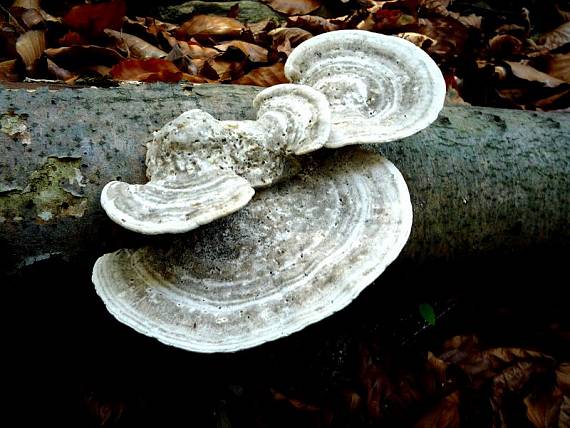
[101,30,444,235]
[285,30,446,147]
[101,83,331,234]
[93,149,412,353]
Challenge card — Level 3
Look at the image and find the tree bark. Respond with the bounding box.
[0,83,568,274]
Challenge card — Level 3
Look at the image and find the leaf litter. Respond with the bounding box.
[0,0,568,109]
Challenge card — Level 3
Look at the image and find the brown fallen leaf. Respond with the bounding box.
[489,34,524,58]
[537,22,570,51]
[63,0,126,37]
[506,61,566,88]
[233,62,287,86]
[20,8,43,29]
[46,58,77,82]
[261,0,321,15]
[15,29,45,76]
[547,53,570,83]
[269,27,313,55]
[271,388,321,412]
[215,40,268,63]
[287,15,341,34]
[178,15,244,40]
[110,58,188,83]
[417,17,469,59]
[524,386,564,428]
[104,29,167,59]
[202,57,246,81]
[0,23,19,58]
[0,59,19,82]
[11,0,40,8]
[397,32,435,49]
[58,31,87,47]
[414,391,460,428]
[45,45,124,69]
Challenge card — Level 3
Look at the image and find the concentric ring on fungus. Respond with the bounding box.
[92,148,413,353]
[285,30,446,147]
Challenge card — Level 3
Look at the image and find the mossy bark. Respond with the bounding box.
[0,83,568,274]
[158,0,284,23]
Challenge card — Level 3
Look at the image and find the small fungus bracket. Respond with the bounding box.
[101,84,331,234]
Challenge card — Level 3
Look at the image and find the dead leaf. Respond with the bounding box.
[58,31,87,47]
[63,0,126,37]
[104,29,167,59]
[287,15,341,34]
[215,40,268,63]
[0,59,19,82]
[418,17,469,58]
[11,0,40,8]
[45,45,124,69]
[524,386,564,428]
[203,57,246,81]
[15,29,44,75]
[178,15,244,39]
[233,62,287,86]
[46,58,76,82]
[537,22,570,51]
[269,27,312,55]
[397,32,435,49]
[227,3,240,19]
[414,391,460,428]
[261,0,321,15]
[110,58,186,82]
[271,388,320,412]
[506,61,566,88]
[489,34,524,57]
[20,8,43,29]
[547,53,570,83]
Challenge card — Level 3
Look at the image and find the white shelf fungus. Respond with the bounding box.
[100,84,331,234]
[93,148,412,353]
[285,30,446,147]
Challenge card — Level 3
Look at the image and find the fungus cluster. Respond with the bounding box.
[93,30,445,352]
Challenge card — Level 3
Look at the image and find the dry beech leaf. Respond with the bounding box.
[202,58,246,81]
[63,0,126,37]
[179,15,244,39]
[110,58,188,82]
[397,32,435,49]
[506,61,566,88]
[269,27,312,55]
[104,29,167,59]
[287,15,340,34]
[215,40,268,63]
[417,17,469,58]
[233,62,287,86]
[46,58,77,82]
[524,386,564,428]
[261,0,321,15]
[45,45,124,69]
[538,22,570,51]
[271,389,320,412]
[20,8,44,29]
[11,0,40,8]
[547,53,570,83]
[15,29,45,75]
[414,391,460,428]
[0,59,19,82]
[58,31,87,46]
[489,34,524,58]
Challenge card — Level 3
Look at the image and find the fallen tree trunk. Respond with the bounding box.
[0,83,568,274]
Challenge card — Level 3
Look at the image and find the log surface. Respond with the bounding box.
[0,83,568,274]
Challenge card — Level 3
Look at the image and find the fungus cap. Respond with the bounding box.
[285,30,446,147]
[100,84,330,235]
[93,148,412,353]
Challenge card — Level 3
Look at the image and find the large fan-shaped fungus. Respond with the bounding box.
[93,149,412,352]
[285,30,446,147]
